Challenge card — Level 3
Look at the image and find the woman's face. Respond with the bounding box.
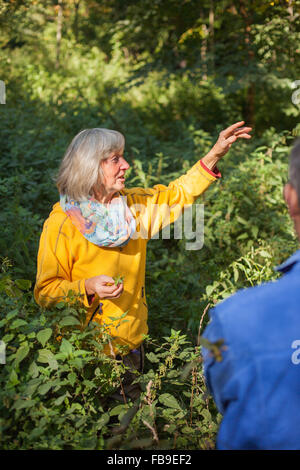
[100,149,130,195]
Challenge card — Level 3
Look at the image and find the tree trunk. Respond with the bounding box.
[56,0,63,69]
[208,0,214,72]
[201,23,208,80]
[74,0,81,43]
[287,0,295,21]
[239,1,255,126]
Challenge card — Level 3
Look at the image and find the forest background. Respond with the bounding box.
[0,0,300,450]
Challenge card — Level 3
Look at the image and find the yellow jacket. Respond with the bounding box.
[34,160,219,352]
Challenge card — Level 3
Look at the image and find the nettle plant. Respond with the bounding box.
[0,265,131,449]
[107,331,221,450]
[0,262,220,450]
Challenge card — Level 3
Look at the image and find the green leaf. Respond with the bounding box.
[73,349,90,357]
[28,427,45,440]
[206,285,216,297]
[2,333,14,343]
[233,266,239,283]
[13,399,36,410]
[140,404,156,423]
[236,216,248,225]
[9,369,19,386]
[70,357,83,370]
[158,393,182,409]
[96,412,110,430]
[259,250,271,258]
[237,232,248,240]
[60,338,73,357]
[67,371,77,386]
[37,349,58,370]
[114,402,140,434]
[69,403,84,414]
[82,379,96,390]
[38,382,53,395]
[146,352,160,363]
[201,409,212,421]
[10,319,27,329]
[74,416,87,428]
[108,315,125,322]
[56,302,66,310]
[182,425,195,434]
[7,309,19,320]
[15,344,30,365]
[15,279,32,290]
[26,378,42,395]
[162,423,176,434]
[59,315,81,327]
[54,394,67,406]
[37,328,52,347]
[78,436,97,450]
[109,404,128,417]
[28,361,39,378]
[251,225,259,239]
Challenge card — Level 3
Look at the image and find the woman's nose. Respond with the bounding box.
[120,157,130,170]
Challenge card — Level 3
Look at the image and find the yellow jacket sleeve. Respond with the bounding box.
[127,160,220,239]
[34,214,90,309]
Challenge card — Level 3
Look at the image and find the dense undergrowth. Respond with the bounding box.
[1,18,300,448]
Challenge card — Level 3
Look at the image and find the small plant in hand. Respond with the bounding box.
[113,275,124,286]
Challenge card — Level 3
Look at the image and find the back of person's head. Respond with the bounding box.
[289,138,300,205]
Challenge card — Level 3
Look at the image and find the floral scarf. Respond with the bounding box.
[60,194,136,248]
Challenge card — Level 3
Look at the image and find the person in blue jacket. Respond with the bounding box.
[202,139,300,450]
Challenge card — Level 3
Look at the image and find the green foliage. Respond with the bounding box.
[0,267,218,450]
[0,0,300,450]
[106,331,220,450]
[0,267,127,449]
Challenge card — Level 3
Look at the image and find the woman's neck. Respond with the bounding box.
[93,186,118,204]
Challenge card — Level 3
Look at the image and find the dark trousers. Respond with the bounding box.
[113,344,144,402]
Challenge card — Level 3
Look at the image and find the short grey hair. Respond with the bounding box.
[56,128,125,200]
[289,138,300,205]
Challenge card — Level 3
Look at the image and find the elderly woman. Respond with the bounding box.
[34,122,251,393]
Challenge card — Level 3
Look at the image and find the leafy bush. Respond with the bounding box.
[0,263,219,450]
[0,265,125,449]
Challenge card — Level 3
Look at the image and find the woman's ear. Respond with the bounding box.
[284,183,300,218]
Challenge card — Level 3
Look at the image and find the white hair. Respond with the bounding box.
[56,128,125,200]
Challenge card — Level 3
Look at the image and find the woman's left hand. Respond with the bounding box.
[212,121,252,159]
[201,121,252,171]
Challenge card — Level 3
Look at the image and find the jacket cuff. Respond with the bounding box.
[87,294,95,305]
[200,160,222,179]
[79,278,95,309]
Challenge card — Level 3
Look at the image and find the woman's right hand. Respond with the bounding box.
[85,275,123,299]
